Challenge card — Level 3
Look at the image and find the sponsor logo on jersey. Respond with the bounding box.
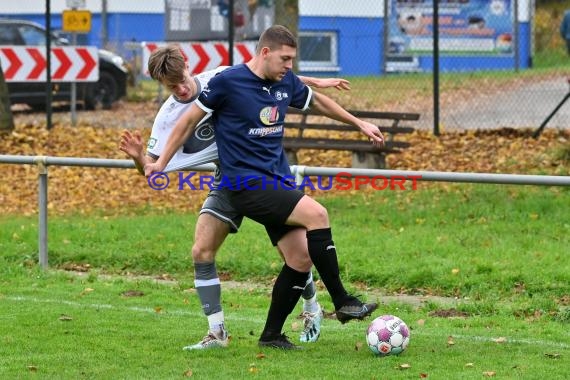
[248,125,283,137]
[147,137,158,149]
[194,123,215,141]
[275,91,288,100]
[259,106,279,125]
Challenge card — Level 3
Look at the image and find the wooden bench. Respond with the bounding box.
[283,108,420,169]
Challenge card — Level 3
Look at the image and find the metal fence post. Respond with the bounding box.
[35,156,48,269]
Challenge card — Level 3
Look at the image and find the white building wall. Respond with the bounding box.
[0,0,532,21]
[1,1,384,15]
[299,0,384,17]
[0,0,165,14]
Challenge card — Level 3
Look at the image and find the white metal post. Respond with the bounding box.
[35,156,49,269]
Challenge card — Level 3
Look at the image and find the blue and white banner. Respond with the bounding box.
[389,0,514,55]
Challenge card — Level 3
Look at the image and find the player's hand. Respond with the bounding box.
[144,162,164,177]
[359,121,385,147]
[119,130,144,159]
[314,78,351,91]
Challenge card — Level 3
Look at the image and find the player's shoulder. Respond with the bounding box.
[216,64,248,79]
[196,66,230,84]
[156,94,178,112]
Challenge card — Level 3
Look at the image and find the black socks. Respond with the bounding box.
[260,264,309,340]
[306,228,348,309]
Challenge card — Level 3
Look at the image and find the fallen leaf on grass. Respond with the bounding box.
[429,309,470,318]
[465,363,475,368]
[154,306,162,313]
[249,363,258,373]
[59,314,73,321]
[397,363,411,370]
[420,373,428,378]
[417,319,425,326]
[156,273,174,281]
[27,365,38,372]
[256,353,266,359]
[291,321,300,331]
[121,290,144,297]
[544,352,561,359]
[355,341,364,351]
[493,337,507,343]
[80,287,94,296]
[447,336,455,346]
[183,369,193,377]
[483,371,496,377]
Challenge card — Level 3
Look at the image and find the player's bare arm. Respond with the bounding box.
[144,103,207,176]
[298,76,350,91]
[119,130,156,175]
[310,91,384,146]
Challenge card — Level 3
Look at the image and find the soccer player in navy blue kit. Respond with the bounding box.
[146,25,384,349]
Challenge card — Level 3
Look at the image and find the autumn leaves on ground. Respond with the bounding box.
[1,101,568,216]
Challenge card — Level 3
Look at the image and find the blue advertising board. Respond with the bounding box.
[390,0,514,56]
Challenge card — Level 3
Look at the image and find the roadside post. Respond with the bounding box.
[62,0,91,126]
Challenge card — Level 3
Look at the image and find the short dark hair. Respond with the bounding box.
[256,25,297,53]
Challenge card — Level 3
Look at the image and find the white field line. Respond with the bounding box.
[4,295,570,349]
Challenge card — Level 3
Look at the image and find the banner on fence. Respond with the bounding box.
[389,0,515,55]
[141,41,256,76]
[0,46,99,82]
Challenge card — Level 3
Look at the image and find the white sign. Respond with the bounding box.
[66,0,86,9]
[0,46,99,82]
[141,41,257,77]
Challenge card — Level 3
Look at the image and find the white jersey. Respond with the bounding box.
[146,66,228,172]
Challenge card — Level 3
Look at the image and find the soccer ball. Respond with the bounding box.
[366,315,410,356]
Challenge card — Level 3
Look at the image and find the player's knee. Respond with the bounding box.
[297,255,313,272]
[287,246,312,272]
[191,244,216,263]
[286,255,312,272]
[309,203,329,226]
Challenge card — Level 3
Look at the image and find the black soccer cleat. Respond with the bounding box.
[335,296,378,324]
[258,333,302,350]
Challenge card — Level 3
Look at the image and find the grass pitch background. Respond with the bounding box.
[1,185,569,379]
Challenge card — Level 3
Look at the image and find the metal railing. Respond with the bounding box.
[1,154,569,269]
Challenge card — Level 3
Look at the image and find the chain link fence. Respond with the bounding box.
[2,0,569,132]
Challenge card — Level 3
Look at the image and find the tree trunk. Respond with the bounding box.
[274,0,299,71]
[274,0,298,36]
[0,63,14,132]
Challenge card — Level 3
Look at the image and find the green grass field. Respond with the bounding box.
[1,184,569,379]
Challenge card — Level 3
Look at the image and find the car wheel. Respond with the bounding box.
[84,71,118,110]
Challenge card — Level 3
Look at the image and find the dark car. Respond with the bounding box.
[0,18,128,110]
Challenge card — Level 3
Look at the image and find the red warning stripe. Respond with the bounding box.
[76,47,97,80]
[0,47,22,79]
[53,48,72,80]
[26,47,46,80]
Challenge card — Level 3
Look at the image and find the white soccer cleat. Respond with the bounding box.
[299,303,323,343]
[183,330,229,350]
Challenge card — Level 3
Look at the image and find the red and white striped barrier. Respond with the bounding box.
[141,41,256,77]
[0,46,99,82]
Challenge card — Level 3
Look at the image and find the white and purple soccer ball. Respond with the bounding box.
[366,315,410,356]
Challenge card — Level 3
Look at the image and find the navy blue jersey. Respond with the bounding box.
[196,64,312,187]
